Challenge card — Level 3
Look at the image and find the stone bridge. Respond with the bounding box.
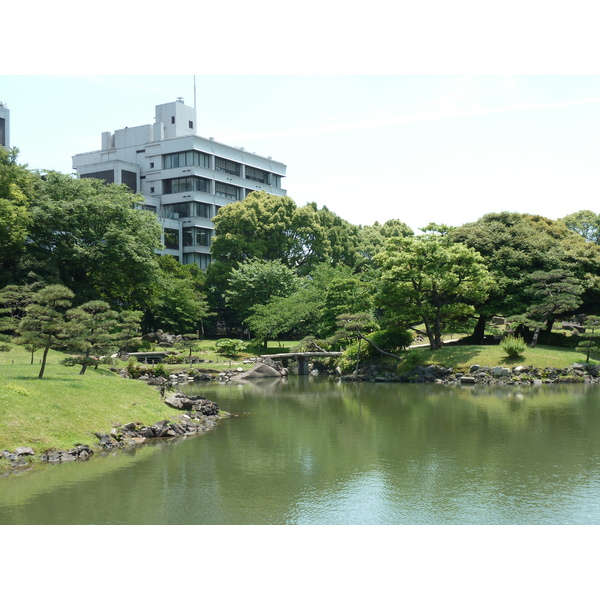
[260,352,342,375]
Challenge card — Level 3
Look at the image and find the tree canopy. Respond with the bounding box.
[375,236,495,349]
[25,172,162,308]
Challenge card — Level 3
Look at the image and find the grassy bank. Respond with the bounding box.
[405,342,597,371]
[0,344,176,462]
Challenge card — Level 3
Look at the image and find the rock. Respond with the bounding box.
[15,446,35,456]
[469,364,480,373]
[460,376,476,384]
[235,363,282,378]
[164,394,186,409]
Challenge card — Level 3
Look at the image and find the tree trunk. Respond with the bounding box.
[471,314,487,344]
[423,317,436,350]
[38,344,50,379]
[79,350,90,375]
[530,326,542,349]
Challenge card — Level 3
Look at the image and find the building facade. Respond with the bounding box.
[0,101,9,148]
[72,99,287,269]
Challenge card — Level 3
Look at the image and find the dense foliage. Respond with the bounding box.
[3,146,600,362]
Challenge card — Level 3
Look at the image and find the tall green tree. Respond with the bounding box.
[447,212,600,342]
[509,269,584,348]
[375,236,494,350]
[226,259,299,324]
[144,255,210,334]
[25,172,162,308]
[559,210,600,244]
[211,192,360,274]
[244,285,323,348]
[356,219,414,274]
[17,284,74,378]
[319,277,374,338]
[0,148,36,282]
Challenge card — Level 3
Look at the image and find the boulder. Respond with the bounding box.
[236,363,282,378]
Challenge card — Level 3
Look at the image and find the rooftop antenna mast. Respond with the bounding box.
[194,75,197,111]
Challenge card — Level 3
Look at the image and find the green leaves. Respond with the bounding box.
[65,300,120,375]
[16,284,75,378]
[375,236,494,349]
[27,172,162,306]
[226,259,299,323]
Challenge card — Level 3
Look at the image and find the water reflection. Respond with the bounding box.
[1,380,600,524]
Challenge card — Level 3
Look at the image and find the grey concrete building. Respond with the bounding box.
[72,99,287,268]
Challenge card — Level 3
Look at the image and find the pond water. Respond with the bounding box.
[1,378,600,525]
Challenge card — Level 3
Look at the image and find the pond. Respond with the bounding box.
[1,378,600,525]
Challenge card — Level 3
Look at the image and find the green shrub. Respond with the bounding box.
[336,341,363,374]
[500,335,527,357]
[398,349,427,373]
[153,363,169,378]
[368,328,413,352]
[215,338,248,356]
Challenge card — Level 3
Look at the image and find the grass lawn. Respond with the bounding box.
[406,342,597,371]
[0,344,176,462]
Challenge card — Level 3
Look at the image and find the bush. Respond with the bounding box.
[215,338,248,357]
[500,335,527,357]
[398,349,427,373]
[368,328,413,353]
[337,341,361,374]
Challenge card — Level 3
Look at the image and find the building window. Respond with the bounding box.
[162,202,212,219]
[164,176,211,194]
[142,205,157,213]
[272,174,281,187]
[215,157,240,176]
[245,166,270,184]
[81,170,115,184]
[183,227,212,247]
[171,116,175,124]
[215,182,240,200]
[164,150,210,169]
[164,228,179,250]
[121,169,137,192]
[189,121,193,128]
[150,187,155,193]
[150,162,154,168]
[184,252,212,269]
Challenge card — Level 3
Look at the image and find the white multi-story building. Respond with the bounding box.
[0,101,9,148]
[72,99,287,269]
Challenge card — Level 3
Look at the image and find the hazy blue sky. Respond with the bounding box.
[2,75,599,232]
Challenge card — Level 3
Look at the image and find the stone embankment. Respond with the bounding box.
[343,363,600,384]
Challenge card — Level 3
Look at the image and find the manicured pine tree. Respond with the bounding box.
[17,284,74,379]
[65,300,120,375]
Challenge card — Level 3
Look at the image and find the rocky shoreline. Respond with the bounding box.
[342,362,600,385]
[0,389,222,473]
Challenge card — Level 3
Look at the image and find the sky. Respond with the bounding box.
[2,74,600,233]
